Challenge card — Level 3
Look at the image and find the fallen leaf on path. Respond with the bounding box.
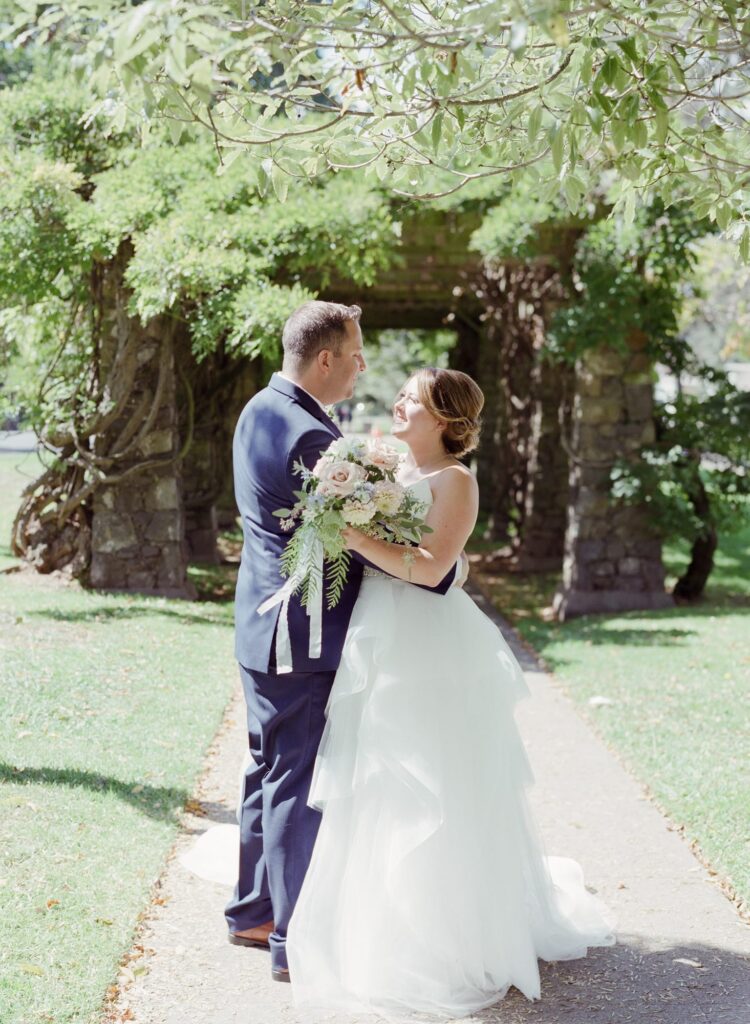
[672,957,704,969]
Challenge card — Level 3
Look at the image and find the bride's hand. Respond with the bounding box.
[342,526,365,551]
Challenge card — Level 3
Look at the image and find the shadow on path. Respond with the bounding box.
[478,936,750,1024]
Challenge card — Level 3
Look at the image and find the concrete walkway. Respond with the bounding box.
[109,586,750,1024]
[0,430,37,453]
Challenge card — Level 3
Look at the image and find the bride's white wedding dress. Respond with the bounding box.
[181,475,616,1019]
[285,476,616,1018]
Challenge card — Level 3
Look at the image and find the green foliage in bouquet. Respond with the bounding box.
[273,439,431,610]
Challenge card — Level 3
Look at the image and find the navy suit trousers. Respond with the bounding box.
[224,663,335,971]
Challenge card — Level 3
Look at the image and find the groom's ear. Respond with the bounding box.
[317,348,335,374]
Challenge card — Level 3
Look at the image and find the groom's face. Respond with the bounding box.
[327,320,366,402]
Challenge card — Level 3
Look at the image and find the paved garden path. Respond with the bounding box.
[110,585,750,1024]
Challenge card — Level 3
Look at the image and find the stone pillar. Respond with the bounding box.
[513,356,571,571]
[553,338,673,619]
[471,266,539,542]
[89,319,194,598]
[474,316,512,539]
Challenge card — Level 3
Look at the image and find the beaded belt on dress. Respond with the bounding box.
[363,566,390,580]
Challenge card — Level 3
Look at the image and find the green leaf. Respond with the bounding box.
[118,26,162,65]
[403,64,417,97]
[113,4,153,64]
[716,203,731,231]
[271,163,290,202]
[551,126,564,173]
[256,159,270,196]
[431,111,444,152]
[586,104,603,134]
[654,108,669,144]
[739,227,750,264]
[165,36,188,84]
[611,119,626,152]
[616,37,638,64]
[633,120,648,149]
[215,147,243,176]
[167,117,184,145]
[602,55,619,87]
[622,189,636,226]
[527,105,542,143]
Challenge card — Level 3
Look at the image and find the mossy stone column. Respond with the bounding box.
[553,338,673,619]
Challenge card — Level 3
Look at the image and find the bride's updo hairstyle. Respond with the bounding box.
[413,368,484,457]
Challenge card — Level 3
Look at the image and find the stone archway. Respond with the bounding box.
[24,205,672,619]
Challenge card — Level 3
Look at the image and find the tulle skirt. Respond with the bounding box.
[286,575,616,1019]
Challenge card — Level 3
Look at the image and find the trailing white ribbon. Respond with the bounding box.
[257,533,324,674]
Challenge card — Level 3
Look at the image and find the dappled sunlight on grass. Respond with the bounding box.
[470,524,750,917]
[0,453,238,1024]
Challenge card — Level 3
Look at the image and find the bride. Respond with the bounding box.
[284,367,616,1017]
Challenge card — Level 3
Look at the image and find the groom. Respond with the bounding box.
[226,300,460,981]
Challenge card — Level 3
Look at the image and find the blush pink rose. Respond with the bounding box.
[362,440,401,472]
[315,459,367,498]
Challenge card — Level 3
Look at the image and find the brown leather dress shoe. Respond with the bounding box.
[228,919,274,949]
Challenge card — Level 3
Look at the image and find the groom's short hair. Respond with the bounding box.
[282,301,362,371]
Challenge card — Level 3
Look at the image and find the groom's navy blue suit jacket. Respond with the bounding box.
[233,373,456,673]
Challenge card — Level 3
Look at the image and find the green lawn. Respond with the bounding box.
[474,528,750,916]
[0,453,237,1024]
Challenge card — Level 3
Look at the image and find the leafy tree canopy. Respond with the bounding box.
[0,71,399,358]
[2,1,749,251]
[0,69,400,440]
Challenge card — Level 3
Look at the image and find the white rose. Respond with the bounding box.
[327,437,366,460]
[315,459,367,498]
[373,480,405,515]
[342,500,377,525]
[362,440,401,472]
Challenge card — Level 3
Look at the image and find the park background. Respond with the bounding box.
[1,4,749,1023]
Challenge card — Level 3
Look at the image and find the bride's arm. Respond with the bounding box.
[343,467,478,588]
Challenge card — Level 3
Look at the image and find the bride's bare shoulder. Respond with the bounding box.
[432,463,478,498]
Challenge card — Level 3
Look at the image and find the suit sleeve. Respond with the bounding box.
[286,428,337,486]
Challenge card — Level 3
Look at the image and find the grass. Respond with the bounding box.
[0,453,237,1024]
[472,526,750,916]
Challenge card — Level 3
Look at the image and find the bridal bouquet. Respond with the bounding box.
[273,437,430,610]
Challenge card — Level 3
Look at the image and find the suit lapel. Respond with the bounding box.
[269,373,342,438]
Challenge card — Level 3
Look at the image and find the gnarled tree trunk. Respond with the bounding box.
[12,243,195,597]
[673,461,718,601]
